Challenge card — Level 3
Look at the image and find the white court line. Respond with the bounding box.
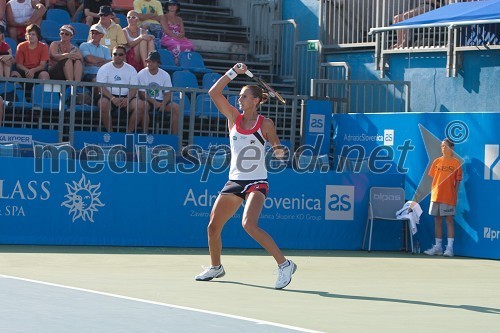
[0,274,322,333]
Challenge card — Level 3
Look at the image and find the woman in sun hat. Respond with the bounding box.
[48,24,83,81]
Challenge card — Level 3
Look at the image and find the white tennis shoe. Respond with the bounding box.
[443,246,454,257]
[195,265,225,281]
[275,259,297,289]
[424,245,443,256]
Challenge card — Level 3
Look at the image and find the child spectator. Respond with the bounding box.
[424,138,463,257]
[11,23,49,80]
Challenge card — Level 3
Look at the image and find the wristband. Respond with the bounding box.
[225,68,238,80]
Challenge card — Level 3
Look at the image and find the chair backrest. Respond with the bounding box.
[41,20,61,43]
[227,95,240,109]
[115,13,128,28]
[70,22,91,44]
[157,49,181,72]
[46,8,71,24]
[202,72,227,90]
[172,70,199,89]
[171,91,192,116]
[369,187,406,219]
[32,84,61,110]
[179,51,212,73]
[195,93,219,117]
[5,37,17,57]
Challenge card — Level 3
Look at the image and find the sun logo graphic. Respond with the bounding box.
[61,174,105,222]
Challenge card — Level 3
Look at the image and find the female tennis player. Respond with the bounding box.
[194,63,297,289]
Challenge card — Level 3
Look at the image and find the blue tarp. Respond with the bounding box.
[371,0,500,33]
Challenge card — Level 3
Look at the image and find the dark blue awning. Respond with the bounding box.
[370,0,500,34]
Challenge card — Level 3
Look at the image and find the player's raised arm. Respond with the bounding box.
[208,63,247,124]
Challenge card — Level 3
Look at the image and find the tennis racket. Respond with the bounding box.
[237,64,286,105]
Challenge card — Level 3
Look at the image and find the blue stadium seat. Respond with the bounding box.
[172,91,192,116]
[157,49,182,72]
[70,22,90,44]
[179,51,212,74]
[31,84,61,111]
[115,13,128,28]
[46,9,71,24]
[202,72,227,91]
[5,37,17,57]
[41,20,62,43]
[195,93,219,118]
[172,70,199,89]
[227,95,240,110]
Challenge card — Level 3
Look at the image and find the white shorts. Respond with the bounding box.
[429,202,456,216]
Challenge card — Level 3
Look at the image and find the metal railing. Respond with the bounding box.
[311,79,411,113]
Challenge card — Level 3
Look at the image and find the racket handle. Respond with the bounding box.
[236,63,254,78]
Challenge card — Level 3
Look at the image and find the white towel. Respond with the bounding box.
[396,201,422,235]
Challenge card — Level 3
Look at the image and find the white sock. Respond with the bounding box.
[435,238,442,247]
[447,238,454,249]
[279,259,289,268]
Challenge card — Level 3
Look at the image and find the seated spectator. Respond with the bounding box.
[96,44,146,133]
[0,24,13,78]
[123,10,155,72]
[393,0,446,48]
[138,50,179,134]
[87,6,127,56]
[83,0,111,26]
[133,0,163,38]
[160,0,194,65]
[11,23,49,80]
[6,0,47,42]
[79,24,110,82]
[48,24,83,81]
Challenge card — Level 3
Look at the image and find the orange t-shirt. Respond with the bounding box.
[15,41,49,70]
[429,156,462,206]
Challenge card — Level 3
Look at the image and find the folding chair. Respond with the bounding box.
[157,49,182,72]
[362,187,413,253]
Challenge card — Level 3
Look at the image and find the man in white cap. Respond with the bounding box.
[80,24,111,82]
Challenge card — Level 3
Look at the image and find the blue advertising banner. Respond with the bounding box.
[0,157,404,251]
[333,112,500,260]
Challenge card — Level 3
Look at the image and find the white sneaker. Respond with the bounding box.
[424,245,443,256]
[195,265,225,281]
[275,259,297,289]
[443,247,454,257]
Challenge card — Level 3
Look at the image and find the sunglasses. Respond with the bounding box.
[91,31,102,35]
[127,16,138,19]
[113,52,125,56]
[59,31,72,36]
[99,14,111,17]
